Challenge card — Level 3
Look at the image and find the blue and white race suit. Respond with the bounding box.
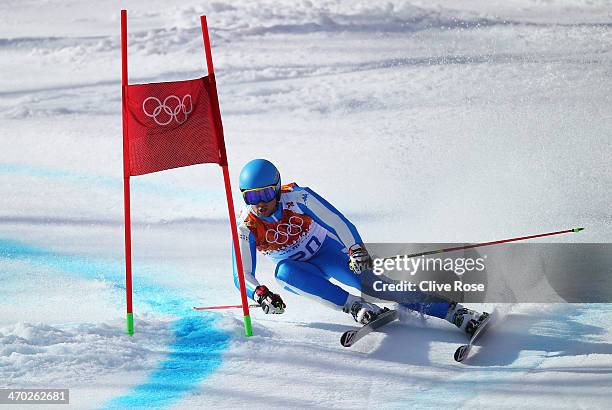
[232,182,449,318]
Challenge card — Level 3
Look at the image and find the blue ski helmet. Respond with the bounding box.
[239,159,281,191]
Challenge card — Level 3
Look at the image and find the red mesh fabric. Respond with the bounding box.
[125,77,220,176]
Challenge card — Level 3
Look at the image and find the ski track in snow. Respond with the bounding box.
[397,304,612,408]
[1,0,611,408]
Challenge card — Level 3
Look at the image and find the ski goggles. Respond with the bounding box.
[241,184,279,205]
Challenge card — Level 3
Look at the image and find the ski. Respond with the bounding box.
[341,309,398,347]
[454,312,494,362]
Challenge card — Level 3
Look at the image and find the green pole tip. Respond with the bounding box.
[243,315,253,337]
[572,227,584,232]
[126,312,134,336]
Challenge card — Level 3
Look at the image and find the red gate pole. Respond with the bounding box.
[121,9,134,336]
[200,16,253,336]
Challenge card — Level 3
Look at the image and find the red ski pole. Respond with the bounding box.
[387,227,584,260]
[193,304,260,311]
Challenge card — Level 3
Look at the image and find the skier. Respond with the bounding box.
[233,159,487,336]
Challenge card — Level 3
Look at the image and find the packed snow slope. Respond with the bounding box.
[1,0,611,409]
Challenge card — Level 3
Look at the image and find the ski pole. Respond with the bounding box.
[386,227,584,260]
[193,304,260,311]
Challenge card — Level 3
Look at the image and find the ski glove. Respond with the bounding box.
[254,285,286,314]
[348,244,372,274]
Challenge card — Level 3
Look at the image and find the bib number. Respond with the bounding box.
[289,236,322,261]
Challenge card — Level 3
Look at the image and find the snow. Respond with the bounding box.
[1,0,611,408]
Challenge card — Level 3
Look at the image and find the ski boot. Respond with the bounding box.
[344,295,385,325]
[445,302,489,337]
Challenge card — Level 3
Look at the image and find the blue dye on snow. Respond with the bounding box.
[0,238,48,258]
[103,315,229,410]
[0,238,187,316]
[0,162,220,202]
[0,237,231,409]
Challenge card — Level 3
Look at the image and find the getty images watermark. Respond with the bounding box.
[361,242,612,304]
[370,254,487,294]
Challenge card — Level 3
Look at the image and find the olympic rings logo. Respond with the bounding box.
[142,94,193,126]
[265,216,304,245]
